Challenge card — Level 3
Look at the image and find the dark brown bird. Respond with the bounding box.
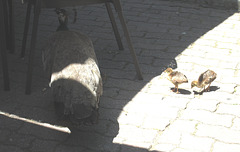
[42,9,103,125]
[191,69,217,93]
[164,68,188,93]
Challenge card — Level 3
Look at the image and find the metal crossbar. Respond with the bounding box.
[21,0,143,94]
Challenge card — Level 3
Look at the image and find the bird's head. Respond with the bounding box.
[55,8,69,31]
[164,68,173,74]
[191,81,198,88]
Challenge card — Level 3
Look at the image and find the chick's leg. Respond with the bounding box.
[200,86,205,94]
[206,83,211,92]
[172,84,179,93]
[176,85,180,94]
[203,86,205,92]
[172,85,177,92]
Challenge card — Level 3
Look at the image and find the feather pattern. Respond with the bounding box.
[191,69,217,93]
[42,31,102,124]
[170,71,188,85]
[165,68,188,93]
[198,70,217,87]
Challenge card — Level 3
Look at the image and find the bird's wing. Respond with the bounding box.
[198,72,204,84]
[171,71,188,83]
[199,70,217,85]
[42,34,59,77]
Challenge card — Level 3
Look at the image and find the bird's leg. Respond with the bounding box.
[206,83,211,92]
[172,85,179,93]
[171,84,176,92]
[200,86,205,94]
[176,85,180,94]
[202,86,206,92]
[172,86,176,92]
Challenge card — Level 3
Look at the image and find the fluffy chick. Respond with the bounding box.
[191,69,217,93]
[165,68,188,93]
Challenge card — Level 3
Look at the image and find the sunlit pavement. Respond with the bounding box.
[0,0,240,152]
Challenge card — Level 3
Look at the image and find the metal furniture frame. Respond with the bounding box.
[3,0,15,54]
[0,0,13,91]
[21,0,143,94]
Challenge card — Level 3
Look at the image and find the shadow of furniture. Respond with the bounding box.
[0,0,11,91]
[21,0,143,94]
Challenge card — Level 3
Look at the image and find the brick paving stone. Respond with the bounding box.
[119,145,149,152]
[117,111,145,127]
[124,101,180,119]
[141,116,170,130]
[0,115,23,131]
[216,42,240,50]
[179,133,214,152]
[54,145,86,152]
[18,122,69,141]
[217,95,240,105]
[100,97,130,110]
[194,39,217,47]
[196,124,240,144]
[197,91,234,101]
[150,143,177,152]
[114,125,157,148]
[235,86,240,95]
[154,130,182,145]
[0,145,24,152]
[186,98,219,112]
[1,0,240,152]
[167,119,198,134]
[171,148,203,152]
[212,142,240,152]
[3,132,35,149]
[65,131,119,152]
[161,96,190,109]
[180,109,234,127]
[103,78,146,92]
[216,103,240,117]
[125,92,164,105]
[0,130,10,143]
[232,117,240,131]
[176,61,195,71]
[30,139,59,152]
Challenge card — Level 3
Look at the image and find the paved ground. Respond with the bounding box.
[0,0,240,152]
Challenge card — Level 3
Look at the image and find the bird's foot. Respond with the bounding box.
[171,88,176,92]
[203,87,210,92]
[206,87,210,92]
[171,88,180,94]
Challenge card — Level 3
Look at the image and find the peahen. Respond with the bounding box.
[42,8,103,125]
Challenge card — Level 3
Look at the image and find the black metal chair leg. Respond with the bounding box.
[25,0,41,94]
[8,0,15,53]
[21,1,33,58]
[2,0,11,52]
[113,0,143,80]
[105,2,123,50]
[0,0,10,91]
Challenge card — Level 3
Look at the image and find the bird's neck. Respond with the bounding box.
[56,16,69,31]
[196,82,203,88]
[56,23,69,31]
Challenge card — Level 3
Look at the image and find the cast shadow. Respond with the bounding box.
[170,87,192,95]
[0,0,237,151]
[193,86,220,95]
